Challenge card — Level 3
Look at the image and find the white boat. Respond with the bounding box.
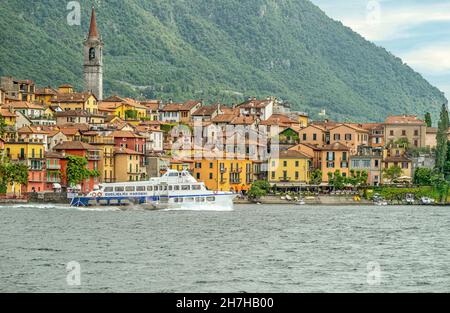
[420,197,435,205]
[70,170,237,210]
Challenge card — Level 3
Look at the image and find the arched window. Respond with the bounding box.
[89,47,95,60]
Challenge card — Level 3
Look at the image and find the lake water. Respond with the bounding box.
[0,203,449,293]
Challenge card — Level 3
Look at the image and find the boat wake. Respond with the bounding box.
[162,205,234,212]
[0,203,122,212]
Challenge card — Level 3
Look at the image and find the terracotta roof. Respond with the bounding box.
[18,125,50,135]
[192,104,219,116]
[331,123,369,133]
[141,100,160,111]
[54,141,99,151]
[360,123,384,130]
[182,100,202,111]
[211,114,237,123]
[48,129,63,137]
[45,152,64,159]
[35,87,58,95]
[231,116,256,125]
[238,99,272,109]
[0,108,16,118]
[300,124,326,132]
[2,102,44,110]
[59,84,73,89]
[55,110,90,117]
[111,130,144,138]
[385,115,426,125]
[57,123,90,132]
[100,96,147,110]
[322,142,351,151]
[260,114,297,126]
[114,147,143,155]
[162,103,183,112]
[60,128,81,136]
[276,150,311,159]
[51,92,95,103]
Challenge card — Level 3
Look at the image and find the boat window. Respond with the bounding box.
[182,185,190,191]
[174,185,180,191]
[186,197,195,202]
[192,185,201,190]
[115,187,125,192]
[125,186,135,192]
[168,186,173,191]
[206,196,215,202]
[104,187,114,192]
[147,186,153,191]
[196,197,205,202]
[136,186,145,192]
[169,172,178,177]
[174,198,184,203]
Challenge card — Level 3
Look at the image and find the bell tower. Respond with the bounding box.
[83,6,103,100]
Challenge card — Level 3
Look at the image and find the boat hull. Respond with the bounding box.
[70,193,237,209]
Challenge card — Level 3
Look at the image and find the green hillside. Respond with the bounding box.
[0,0,446,121]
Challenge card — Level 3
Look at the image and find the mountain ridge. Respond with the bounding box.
[0,0,446,122]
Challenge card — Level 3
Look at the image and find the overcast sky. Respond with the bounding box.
[311,0,450,100]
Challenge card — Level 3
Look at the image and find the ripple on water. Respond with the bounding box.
[0,204,450,292]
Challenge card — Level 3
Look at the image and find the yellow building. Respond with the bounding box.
[51,92,98,114]
[35,87,57,105]
[298,113,309,128]
[268,150,311,184]
[99,96,147,120]
[382,144,413,183]
[192,157,253,193]
[88,135,116,183]
[4,141,46,194]
[0,107,16,126]
[114,148,144,182]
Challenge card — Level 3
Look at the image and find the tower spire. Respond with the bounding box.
[88,6,99,39]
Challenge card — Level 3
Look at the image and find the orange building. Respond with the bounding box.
[329,124,369,155]
[54,142,101,193]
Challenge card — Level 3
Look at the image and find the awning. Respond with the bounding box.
[52,183,62,189]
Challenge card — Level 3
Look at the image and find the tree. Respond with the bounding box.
[425,112,432,127]
[436,103,449,173]
[383,166,402,183]
[124,109,138,120]
[309,169,322,185]
[248,180,271,201]
[66,156,92,187]
[413,168,434,186]
[431,173,448,204]
[4,163,29,195]
[328,170,345,190]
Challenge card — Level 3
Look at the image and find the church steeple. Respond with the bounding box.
[83,5,103,100]
[88,7,99,39]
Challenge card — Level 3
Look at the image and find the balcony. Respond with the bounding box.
[279,177,291,182]
[46,177,61,183]
[47,164,61,170]
[89,138,115,145]
[230,179,242,184]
